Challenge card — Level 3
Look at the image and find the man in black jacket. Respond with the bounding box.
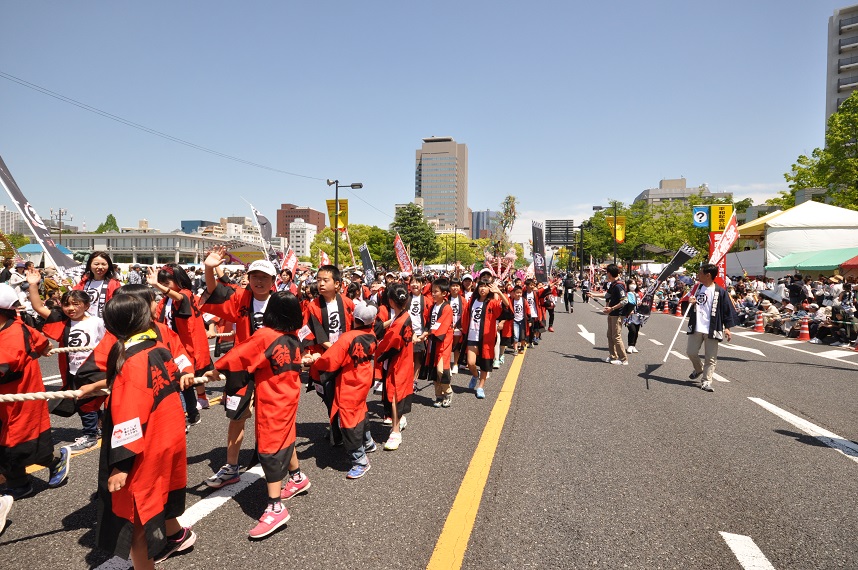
[601,264,628,365]
[686,263,739,392]
[562,273,576,313]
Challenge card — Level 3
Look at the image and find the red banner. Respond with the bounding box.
[708,232,727,288]
[708,212,738,266]
[393,233,413,273]
[320,250,331,266]
[283,247,298,273]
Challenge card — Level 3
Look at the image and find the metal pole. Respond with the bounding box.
[613,203,618,265]
[579,224,584,273]
[334,183,339,268]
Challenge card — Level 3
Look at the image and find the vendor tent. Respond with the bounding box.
[736,209,784,237]
[795,247,858,271]
[764,201,858,265]
[764,250,821,272]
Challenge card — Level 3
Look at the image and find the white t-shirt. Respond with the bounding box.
[252,297,269,332]
[409,295,424,336]
[430,304,441,331]
[694,284,716,335]
[68,316,106,374]
[162,298,175,331]
[526,292,537,318]
[513,298,525,323]
[450,296,462,335]
[326,298,341,343]
[468,299,484,342]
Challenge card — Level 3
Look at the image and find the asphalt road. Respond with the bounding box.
[2,296,857,569]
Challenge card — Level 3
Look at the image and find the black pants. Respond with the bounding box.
[547,308,555,327]
[3,448,62,488]
[627,322,640,347]
[564,293,575,312]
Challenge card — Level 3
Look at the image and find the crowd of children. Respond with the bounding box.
[0,248,565,565]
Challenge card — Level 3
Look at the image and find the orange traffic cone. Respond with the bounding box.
[662,303,670,314]
[797,317,810,341]
[753,310,765,333]
[674,302,683,317]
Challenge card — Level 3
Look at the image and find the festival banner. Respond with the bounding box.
[0,154,77,270]
[393,233,413,273]
[708,232,727,288]
[531,221,548,283]
[710,205,733,232]
[249,204,280,269]
[359,243,376,284]
[320,249,331,266]
[325,199,349,231]
[282,247,298,274]
[606,216,627,244]
[708,211,738,266]
[638,244,699,316]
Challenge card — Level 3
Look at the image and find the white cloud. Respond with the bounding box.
[719,182,786,206]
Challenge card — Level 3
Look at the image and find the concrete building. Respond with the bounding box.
[62,231,229,265]
[633,178,732,206]
[289,218,316,257]
[827,4,858,123]
[181,219,219,234]
[471,209,498,239]
[0,205,31,237]
[276,203,326,238]
[415,136,468,231]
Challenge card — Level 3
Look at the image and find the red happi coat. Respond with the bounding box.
[303,294,355,351]
[310,329,377,429]
[215,329,302,470]
[156,288,212,374]
[375,310,414,410]
[0,320,53,470]
[77,323,193,387]
[41,308,106,413]
[501,296,531,346]
[460,295,510,370]
[420,301,453,380]
[96,339,187,560]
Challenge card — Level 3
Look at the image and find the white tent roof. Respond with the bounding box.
[767,201,858,228]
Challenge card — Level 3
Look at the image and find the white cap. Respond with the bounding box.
[247,259,277,276]
[0,284,20,310]
[353,304,378,325]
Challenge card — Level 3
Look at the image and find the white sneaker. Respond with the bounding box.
[809,338,821,344]
[383,432,401,451]
[604,357,613,363]
[0,494,13,532]
[371,381,382,393]
[610,359,628,366]
[451,364,459,374]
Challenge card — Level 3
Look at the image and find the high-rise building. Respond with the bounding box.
[633,178,731,206]
[289,218,317,257]
[415,136,468,232]
[471,209,498,239]
[827,4,858,123]
[276,204,326,238]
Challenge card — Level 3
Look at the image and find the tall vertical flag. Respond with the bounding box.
[359,243,376,284]
[326,199,349,231]
[606,216,627,244]
[0,154,77,271]
[320,249,331,266]
[282,247,298,274]
[249,203,280,269]
[393,233,413,273]
[531,221,548,283]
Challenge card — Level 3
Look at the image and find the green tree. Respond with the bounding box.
[6,232,31,250]
[308,223,395,271]
[95,214,120,234]
[390,203,439,265]
[819,94,858,208]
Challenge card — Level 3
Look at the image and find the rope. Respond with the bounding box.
[212,332,234,338]
[48,345,97,355]
[0,374,227,404]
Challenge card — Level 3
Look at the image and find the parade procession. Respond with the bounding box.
[3,4,858,569]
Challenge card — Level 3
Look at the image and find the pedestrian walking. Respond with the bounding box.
[601,264,628,365]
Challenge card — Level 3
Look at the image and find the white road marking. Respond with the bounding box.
[726,331,858,367]
[713,373,730,383]
[648,339,664,346]
[670,350,689,360]
[770,339,803,346]
[577,324,595,345]
[720,343,765,357]
[749,397,858,465]
[719,532,776,570]
[817,349,858,360]
[43,375,63,386]
[94,466,265,569]
[44,374,62,381]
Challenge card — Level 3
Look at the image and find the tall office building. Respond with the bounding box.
[289,218,317,257]
[827,4,858,123]
[415,136,468,232]
[471,209,498,239]
[276,203,326,238]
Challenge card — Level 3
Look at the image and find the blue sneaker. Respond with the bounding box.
[468,376,478,390]
[346,463,371,479]
[476,387,486,399]
[48,446,70,488]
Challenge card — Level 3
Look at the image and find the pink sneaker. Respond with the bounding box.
[280,474,311,500]
[248,504,290,539]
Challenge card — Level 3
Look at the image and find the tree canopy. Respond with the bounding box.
[94,214,120,234]
[389,203,439,265]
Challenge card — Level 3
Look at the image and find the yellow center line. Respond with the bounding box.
[427,350,526,570]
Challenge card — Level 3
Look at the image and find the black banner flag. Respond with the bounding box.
[532,221,548,284]
[359,243,376,284]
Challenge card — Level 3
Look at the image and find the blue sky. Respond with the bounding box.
[0,1,847,244]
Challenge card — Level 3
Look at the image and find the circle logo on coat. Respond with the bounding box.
[328,312,340,333]
[696,292,707,304]
[473,307,483,322]
[85,288,99,306]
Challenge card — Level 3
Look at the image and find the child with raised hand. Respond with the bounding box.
[95,295,195,569]
[0,284,71,499]
[26,269,106,453]
[207,291,309,538]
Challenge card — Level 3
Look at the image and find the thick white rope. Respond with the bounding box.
[47,345,97,355]
[0,374,227,403]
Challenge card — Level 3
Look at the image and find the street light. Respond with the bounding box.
[50,208,72,247]
[593,203,618,265]
[326,179,363,268]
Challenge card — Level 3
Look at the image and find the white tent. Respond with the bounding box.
[765,201,858,265]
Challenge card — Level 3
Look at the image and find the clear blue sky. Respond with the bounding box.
[0,1,847,243]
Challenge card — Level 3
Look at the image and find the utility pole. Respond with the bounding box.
[50,208,72,247]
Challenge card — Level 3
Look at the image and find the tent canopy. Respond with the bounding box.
[842,254,858,271]
[796,247,858,271]
[767,200,858,228]
[764,250,820,271]
[737,209,784,237]
[17,243,73,255]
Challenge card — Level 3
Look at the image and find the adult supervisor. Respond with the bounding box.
[685,263,739,392]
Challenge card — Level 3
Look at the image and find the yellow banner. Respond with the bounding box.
[326,199,349,231]
[710,205,733,232]
[606,215,626,244]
